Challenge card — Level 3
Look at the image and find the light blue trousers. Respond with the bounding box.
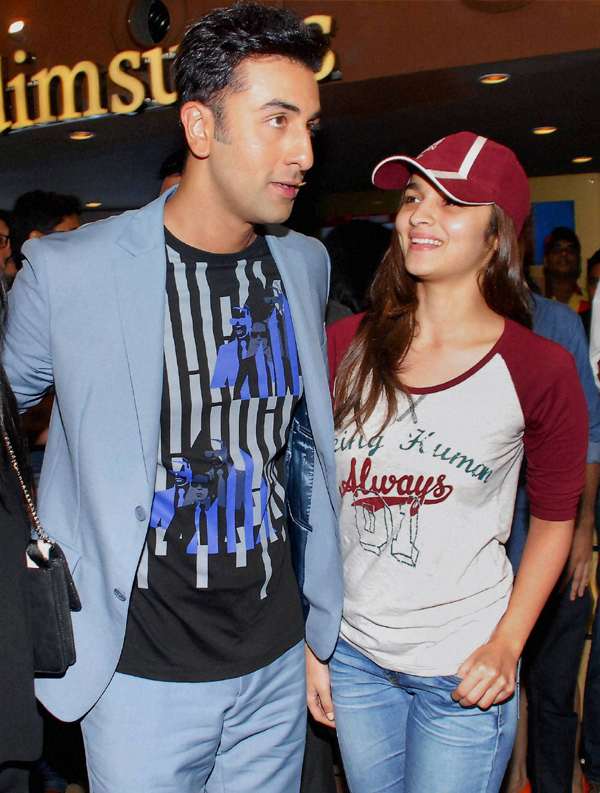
[81,641,306,793]
[330,638,518,793]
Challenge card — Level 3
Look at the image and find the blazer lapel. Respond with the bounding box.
[266,229,337,490]
[112,190,173,484]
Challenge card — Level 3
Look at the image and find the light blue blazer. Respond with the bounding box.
[4,189,342,721]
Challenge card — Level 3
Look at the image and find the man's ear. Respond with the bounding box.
[180,101,215,159]
[29,230,44,240]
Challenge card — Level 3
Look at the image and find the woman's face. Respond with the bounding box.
[395,175,496,285]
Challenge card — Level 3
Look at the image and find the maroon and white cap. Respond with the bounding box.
[372,131,530,235]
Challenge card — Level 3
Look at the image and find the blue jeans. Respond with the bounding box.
[81,641,306,792]
[330,638,518,793]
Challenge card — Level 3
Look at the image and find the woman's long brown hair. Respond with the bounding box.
[333,204,533,435]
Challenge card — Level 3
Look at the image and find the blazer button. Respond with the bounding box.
[135,506,147,521]
[114,589,126,602]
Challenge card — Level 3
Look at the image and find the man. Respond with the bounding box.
[4,5,341,791]
[0,210,18,287]
[588,249,600,302]
[544,226,591,337]
[506,293,600,793]
[211,304,272,397]
[158,147,187,195]
[10,190,81,266]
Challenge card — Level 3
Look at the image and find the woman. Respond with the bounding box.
[307,132,588,793]
[0,272,42,791]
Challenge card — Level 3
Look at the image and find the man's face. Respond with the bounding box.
[231,308,252,339]
[194,484,209,503]
[589,262,600,301]
[0,219,17,283]
[545,238,580,280]
[202,56,321,227]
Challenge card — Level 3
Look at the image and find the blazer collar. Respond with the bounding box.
[116,186,176,257]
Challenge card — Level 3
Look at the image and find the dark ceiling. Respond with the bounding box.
[0,46,599,214]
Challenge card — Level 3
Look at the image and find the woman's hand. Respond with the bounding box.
[451,636,519,710]
[450,517,573,711]
[306,642,336,727]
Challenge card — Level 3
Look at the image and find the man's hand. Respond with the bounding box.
[305,643,335,727]
[558,517,593,600]
[451,636,519,710]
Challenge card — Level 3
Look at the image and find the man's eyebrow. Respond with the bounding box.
[405,180,421,191]
[260,100,300,113]
[259,100,322,121]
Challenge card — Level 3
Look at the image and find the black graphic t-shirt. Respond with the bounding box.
[118,230,305,682]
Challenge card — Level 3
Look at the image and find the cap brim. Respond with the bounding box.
[372,156,494,207]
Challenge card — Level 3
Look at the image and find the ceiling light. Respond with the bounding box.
[8,20,25,35]
[572,157,593,164]
[478,73,510,84]
[533,127,557,135]
[85,202,102,208]
[69,131,94,140]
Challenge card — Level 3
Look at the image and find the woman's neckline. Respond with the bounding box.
[406,318,509,395]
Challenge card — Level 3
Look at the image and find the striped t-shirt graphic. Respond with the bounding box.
[118,230,305,682]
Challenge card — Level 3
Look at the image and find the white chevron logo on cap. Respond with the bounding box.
[429,136,488,180]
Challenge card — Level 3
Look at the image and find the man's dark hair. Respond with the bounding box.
[159,148,187,181]
[0,210,11,231]
[11,190,82,263]
[545,226,581,255]
[174,1,328,130]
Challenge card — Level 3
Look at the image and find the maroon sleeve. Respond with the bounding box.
[326,313,364,396]
[502,321,588,522]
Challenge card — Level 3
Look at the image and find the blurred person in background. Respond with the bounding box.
[159,148,187,195]
[544,227,591,338]
[324,219,392,324]
[0,271,42,791]
[10,190,81,468]
[581,247,600,793]
[587,249,600,303]
[10,189,85,793]
[503,291,600,793]
[11,191,81,269]
[0,211,18,288]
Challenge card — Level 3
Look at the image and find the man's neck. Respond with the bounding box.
[548,276,577,305]
[163,177,256,254]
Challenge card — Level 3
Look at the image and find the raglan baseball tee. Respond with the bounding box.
[327,314,587,676]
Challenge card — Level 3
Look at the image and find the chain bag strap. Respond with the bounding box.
[2,429,82,676]
[3,431,51,543]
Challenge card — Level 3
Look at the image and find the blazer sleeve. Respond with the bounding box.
[4,241,54,410]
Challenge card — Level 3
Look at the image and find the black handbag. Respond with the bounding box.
[4,433,82,676]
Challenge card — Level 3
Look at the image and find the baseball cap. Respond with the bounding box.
[372,131,530,235]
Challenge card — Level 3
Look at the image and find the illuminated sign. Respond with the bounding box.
[0,16,338,134]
